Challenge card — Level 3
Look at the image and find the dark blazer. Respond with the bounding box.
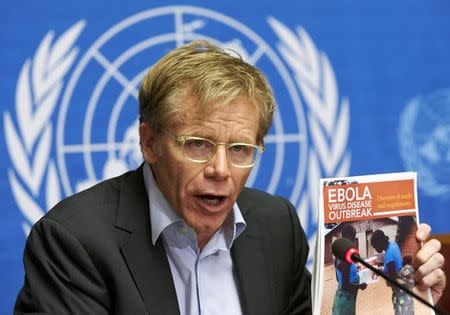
[14,166,312,315]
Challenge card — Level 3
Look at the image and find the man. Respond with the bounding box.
[15,41,445,315]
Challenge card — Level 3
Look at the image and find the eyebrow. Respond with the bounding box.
[186,132,255,144]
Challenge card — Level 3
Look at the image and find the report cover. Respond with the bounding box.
[313,172,434,315]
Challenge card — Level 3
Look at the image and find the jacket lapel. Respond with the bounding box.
[232,191,275,315]
[114,166,180,315]
[113,170,273,315]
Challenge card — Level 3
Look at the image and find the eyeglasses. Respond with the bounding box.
[173,135,264,168]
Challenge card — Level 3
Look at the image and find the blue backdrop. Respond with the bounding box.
[2,0,450,312]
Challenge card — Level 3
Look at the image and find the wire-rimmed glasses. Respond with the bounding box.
[174,135,264,168]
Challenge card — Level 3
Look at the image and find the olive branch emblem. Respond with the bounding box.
[4,21,85,235]
[269,17,351,261]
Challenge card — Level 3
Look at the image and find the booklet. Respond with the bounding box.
[312,172,434,315]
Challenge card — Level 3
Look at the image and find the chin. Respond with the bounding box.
[190,213,228,233]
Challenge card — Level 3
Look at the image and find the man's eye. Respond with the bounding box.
[185,139,212,150]
[230,145,253,155]
[230,145,245,152]
[192,140,205,147]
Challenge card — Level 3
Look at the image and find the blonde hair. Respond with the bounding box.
[138,40,275,143]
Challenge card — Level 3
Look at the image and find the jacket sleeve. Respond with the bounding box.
[283,198,312,315]
[14,218,110,315]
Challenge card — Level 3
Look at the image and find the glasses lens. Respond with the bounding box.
[228,144,258,166]
[182,138,215,161]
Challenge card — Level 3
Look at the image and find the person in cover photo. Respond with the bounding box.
[397,255,415,314]
[332,224,367,315]
[371,229,412,315]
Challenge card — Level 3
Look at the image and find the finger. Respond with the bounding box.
[416,269,445,291]
[413,238,441,269]
[416,223,431,242]
[415,268,446,294]
[413,239,441,269]
[414,252,445,281]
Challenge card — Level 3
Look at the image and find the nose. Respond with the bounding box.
[204,145,231,180]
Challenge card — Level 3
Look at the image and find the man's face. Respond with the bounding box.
[140,97,259,242]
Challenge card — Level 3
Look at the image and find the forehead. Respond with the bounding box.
[175,97,259,141]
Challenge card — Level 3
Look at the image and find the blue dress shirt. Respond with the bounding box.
[143,163,246,315]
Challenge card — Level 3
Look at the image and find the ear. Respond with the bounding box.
[139,122,160,164]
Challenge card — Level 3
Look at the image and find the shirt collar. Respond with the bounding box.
[142,163,246,247]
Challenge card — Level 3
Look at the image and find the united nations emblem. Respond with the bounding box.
[399,89,450,197]
[4,6,351,265]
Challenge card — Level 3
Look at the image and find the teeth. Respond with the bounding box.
[199,195,223,206]
[204,198,221,205]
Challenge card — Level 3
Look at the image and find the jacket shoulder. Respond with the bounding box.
[43,168,142,227]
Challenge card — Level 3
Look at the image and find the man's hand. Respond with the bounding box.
[413,223,446,304]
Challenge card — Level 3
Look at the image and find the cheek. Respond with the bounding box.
[175,165,205,198]
[155,154,186,201]
[232,171,252,190]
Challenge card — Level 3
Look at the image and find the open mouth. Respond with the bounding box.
[196,194,226,207]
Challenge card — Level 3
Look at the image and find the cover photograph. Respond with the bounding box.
[314,172,434,315]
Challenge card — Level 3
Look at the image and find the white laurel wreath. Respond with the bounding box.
[268,18,351,259]
[4,21,85,235]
